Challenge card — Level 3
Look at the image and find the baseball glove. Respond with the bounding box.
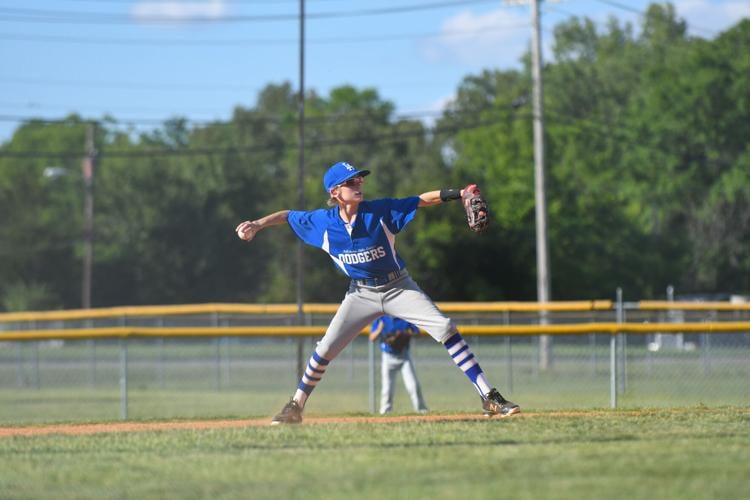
[383,331,411,352]
[462,184,490,232]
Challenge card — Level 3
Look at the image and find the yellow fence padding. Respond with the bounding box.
[2,321,750,342]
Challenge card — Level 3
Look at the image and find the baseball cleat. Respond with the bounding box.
[271,399,303,425]
[482,388,520,418]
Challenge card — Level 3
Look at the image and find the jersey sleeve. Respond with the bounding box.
[381,196,420,234]
[287,210,326,248]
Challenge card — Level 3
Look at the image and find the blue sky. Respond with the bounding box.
[1,0,748,143]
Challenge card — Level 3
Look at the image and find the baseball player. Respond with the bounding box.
[235,161,520,424]
[369,315,428,414]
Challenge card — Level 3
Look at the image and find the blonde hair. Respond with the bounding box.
[326,187,340,207]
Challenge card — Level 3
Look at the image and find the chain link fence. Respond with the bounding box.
[1,301,748,424]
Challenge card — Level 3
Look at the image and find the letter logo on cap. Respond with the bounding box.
[343,162,355,171]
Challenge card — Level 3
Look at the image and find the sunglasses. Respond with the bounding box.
[338,176,364,188]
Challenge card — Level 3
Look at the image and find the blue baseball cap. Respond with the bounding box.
[323,161,371,192]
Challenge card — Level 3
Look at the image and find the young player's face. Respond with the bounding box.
[335,176,364,202]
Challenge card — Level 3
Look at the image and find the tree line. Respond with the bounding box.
[1,3,748,311]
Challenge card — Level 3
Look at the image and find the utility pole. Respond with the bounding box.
[81,122,96,309]
[506,0,552,368]
[531,0,551,370]
[296,0,306,381]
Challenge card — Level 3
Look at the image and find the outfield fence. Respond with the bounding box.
[1,297,748,423]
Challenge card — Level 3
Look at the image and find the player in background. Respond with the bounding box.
[235,161,520,424]
[369,315,428,415]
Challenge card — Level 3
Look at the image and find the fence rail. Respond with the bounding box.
[2,322,750,341]
[4,299,750,325]
[0,300,617,323]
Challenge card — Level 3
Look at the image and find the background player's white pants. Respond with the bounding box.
[316,272,457,361]
[380,349,428,414]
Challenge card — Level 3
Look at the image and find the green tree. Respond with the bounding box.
[2,3,749,308]
[0,116,90,309]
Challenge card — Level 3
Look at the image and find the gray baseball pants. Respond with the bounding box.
[315,271,457,362]
[380,349,428,414]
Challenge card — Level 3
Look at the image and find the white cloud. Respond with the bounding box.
[430,94,456,113]
[131,0,228,23]
[421,7,530,68]
[675,0,749,35]
[726,1,750,18]
[406,94,454,129]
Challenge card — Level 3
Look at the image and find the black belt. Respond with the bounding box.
[352,269,405,287]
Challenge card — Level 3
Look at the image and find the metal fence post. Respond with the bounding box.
[222,321,231,387]
[31,321,39,390]
[702,310,714,375]
[212,312,221,392]
[89,338,97,388]
[296,313,311,383]
[610,332,617,409]
[701,332,712,375]
[368,335,376,414]
[589,333,597,376]
[504,311,513,395]
[618,312,627,395]
[33,341,40,390]
[119,315,128,420]
[611,288,623,409]
[348,334,354,381]
[85,317,96,388]
[156,317,165,389]
[119,337,128,420]
[15,341,23,387]
[214,338,222,392]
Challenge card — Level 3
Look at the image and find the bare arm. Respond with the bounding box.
[235,210,290,241]
[418,190,443,207]
[369,321,384,342]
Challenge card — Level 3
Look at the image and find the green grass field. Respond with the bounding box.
[1,407,748,500]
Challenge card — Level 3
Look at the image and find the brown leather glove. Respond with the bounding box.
[462,184,489,232]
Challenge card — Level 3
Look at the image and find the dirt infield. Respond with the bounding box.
[0,411,642,438]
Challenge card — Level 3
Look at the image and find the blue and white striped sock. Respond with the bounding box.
[293,350,330,407]
[443,333,492,398]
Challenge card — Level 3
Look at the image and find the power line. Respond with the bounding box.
[2,99,711,162]
[541,4,582,20]
[0,105,463,127]
[0,73,473,91]
[591,0,718,36]
[591,0,642,16]
[0,94,454,122]
[0,112,527,159]
[541,107,688,159]
[0,101,484,126]
[0,105,718,164]
[0,114,220,126]
[541,3,727,65]
[0,0,499,25]
[0,102,464,126]
[0,76,260,92]
[0,22,528,46]
[56,0,350,4]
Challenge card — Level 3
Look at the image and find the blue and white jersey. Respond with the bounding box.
[287,197,420,280]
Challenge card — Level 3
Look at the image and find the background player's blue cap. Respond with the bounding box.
[323,161,370,192]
